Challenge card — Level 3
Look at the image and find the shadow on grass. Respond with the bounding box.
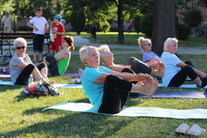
[3,112,133,137]
[3,98,133,137]
[0,85,23,92]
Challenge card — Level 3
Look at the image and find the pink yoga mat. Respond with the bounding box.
[0,74,11,78]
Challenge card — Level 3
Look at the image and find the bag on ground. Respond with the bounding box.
[20,82,62,97]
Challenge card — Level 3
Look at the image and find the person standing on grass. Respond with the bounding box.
[26,9,49,63]
[79,46,158,114]
[49,14,65,53]
[1,11,12,33]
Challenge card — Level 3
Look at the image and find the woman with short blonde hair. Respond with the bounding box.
[161,37,207,87]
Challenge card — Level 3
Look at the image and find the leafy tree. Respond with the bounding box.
[99,21,110,33]
[70,10,86,35]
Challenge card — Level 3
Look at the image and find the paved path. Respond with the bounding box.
[73,36,207,55]
[2,36,207,55]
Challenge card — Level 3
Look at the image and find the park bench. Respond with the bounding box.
[0,32,50,55]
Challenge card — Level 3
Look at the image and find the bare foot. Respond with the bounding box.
[144,78,158,98]
[157,62,165,78]
[152,62,165,78]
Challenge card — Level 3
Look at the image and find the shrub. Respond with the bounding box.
[140,13,152,37]
[99,21,110,33]
[178,23,191,40]
[182,8,202,27]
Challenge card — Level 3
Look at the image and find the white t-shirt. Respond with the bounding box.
[160,51,182,86]
[29,16,48,34]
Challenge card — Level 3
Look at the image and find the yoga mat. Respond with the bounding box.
[43,102,207,119]
[158,83,207,89]
[54,84,82,88]
[129,91,207,99]
[0,80,82,88]
[63,73,79,77]
[0,74,11,78]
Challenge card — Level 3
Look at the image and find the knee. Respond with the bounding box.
[39,62,47,68]
[25,64,35,72]
[105,75,119,83]
[185,61,194,67]
[182,65,193,72]
[128,57,137,65]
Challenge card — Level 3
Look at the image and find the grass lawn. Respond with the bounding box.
[1,52,207,137]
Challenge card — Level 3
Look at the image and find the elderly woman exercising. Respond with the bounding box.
[79,45,158,114]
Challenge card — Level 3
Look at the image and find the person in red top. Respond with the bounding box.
[49,14,65,53]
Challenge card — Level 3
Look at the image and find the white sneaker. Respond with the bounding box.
[175,123,190,135]
[187,124,207,136]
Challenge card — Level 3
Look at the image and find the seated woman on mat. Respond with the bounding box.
[137,37,164,72]
[9,37,48,85]
[97,45,165,78]
[79,45,158,114]
[43,36,75,76]
[161,37,207,87]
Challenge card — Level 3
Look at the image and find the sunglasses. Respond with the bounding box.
[16,46,26,50]
[145,43,151,46]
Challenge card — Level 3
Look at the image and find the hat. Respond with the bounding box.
[53,14,62,19]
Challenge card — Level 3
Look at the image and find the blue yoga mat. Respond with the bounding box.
[43,102,207,119]
[158,83,207,89]
[130,91,207,99]
[0,80,82,88]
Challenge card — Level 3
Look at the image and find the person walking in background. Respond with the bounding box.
[26,9,49,63]
[1,11,12,33]
[49,14,65,53]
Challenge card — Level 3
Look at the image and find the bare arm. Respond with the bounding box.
[16,62,27,70]
[26,22,38,31]
[55,51,70,61]
[176,62,186,68]
[52,30,65,36]
[110,70,151,82]
[94,73,109,83]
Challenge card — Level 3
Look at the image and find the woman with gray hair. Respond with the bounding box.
[160,37,207,87]
[79,45,158,114]
[9,37,48,85]
[98,44,165,78]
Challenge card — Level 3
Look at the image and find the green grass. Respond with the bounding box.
[1,52,207,137]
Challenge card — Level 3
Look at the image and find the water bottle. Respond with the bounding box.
[50,30,54,42]
[28,74,33,85]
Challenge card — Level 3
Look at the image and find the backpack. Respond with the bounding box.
[21,82,62,97]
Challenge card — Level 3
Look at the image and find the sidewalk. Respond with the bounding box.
[2,36,207,55]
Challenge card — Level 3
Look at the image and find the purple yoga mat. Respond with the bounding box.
[63,73,79,77]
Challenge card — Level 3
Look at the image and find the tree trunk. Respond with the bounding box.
[152,0,176,56]
[117,0,125,44]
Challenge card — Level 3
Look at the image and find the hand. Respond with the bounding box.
[34,27,39,31]
[52,30,57,34]
[135,73,152,82]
